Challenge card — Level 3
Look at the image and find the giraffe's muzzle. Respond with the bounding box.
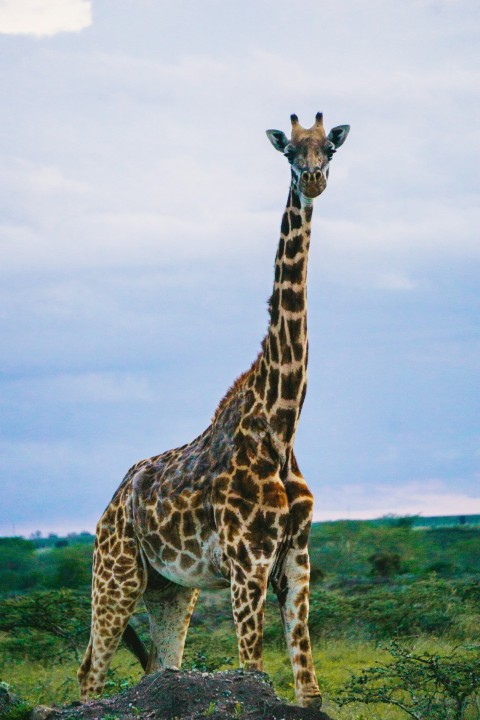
[299,169,327,198]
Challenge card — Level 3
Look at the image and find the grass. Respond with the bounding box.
[1,636,471,719]
[0,650,143,707]
[1,520,479,717]
[2,577,479,718]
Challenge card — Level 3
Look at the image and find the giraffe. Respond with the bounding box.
[78,112,350,708]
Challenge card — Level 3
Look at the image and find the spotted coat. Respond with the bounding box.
[78,113,350,709]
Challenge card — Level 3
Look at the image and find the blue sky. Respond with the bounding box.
[0,0,479,536]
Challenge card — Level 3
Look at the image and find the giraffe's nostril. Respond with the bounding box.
[314,172,321,182]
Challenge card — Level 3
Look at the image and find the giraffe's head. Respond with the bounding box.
[266,113,350,199]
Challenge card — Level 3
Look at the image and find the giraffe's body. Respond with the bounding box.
[78,113,349,708]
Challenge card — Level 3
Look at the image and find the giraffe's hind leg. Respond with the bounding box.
[78,514,146,700]
[271,471,321,708]
[143,567,199,673]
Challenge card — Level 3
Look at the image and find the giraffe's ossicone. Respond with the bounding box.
[78,113,350,708]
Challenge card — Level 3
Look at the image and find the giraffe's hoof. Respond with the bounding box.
[299,693,323,709]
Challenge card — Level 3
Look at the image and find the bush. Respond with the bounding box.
[51,545,92,589]
[309,588,353,637]
[352,577,463,638]
[0,538,39,593]
[337,641,480,719]
[308,577,473,641]
[0,590,91,662]
[368,550,402,577]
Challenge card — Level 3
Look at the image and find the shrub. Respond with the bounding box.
[0,538,39,593]
[368,550,402,578]
[308,577,472,641]
[0,589,90,662]
[352,577,462,638]
[308,588,353,637]
[337,641,480,720]
[51,545,92,589]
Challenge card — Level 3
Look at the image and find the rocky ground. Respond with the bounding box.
[25,669,334,720]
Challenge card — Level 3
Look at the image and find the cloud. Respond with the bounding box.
[0,437,131,536]
[0,0,91,36]
[0,0,479,537]
[1,372,155,404]
[375,273,418,291]
[0,34,477,287]
[313,479,480,521]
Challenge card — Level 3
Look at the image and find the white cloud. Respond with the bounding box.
[312,199,480,290]
[0,0,91,36]
[1,372,155,404]
[375,272,418,291]
[0,0,479,537]
[0,158,90,196]
[0,437,135,536]
[314,479,480,521]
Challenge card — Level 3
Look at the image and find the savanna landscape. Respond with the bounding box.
[1,2,479,720]
[1,515,479,719]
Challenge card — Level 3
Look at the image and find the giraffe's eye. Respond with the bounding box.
[325,143,336,161]
[284,145,296,163]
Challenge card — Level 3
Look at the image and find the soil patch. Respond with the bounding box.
[41,669,334,720]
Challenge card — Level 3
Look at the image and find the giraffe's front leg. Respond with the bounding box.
[230,562,270,670]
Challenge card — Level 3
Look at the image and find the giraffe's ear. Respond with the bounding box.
[327,125,350,148]
[266,129,289,152]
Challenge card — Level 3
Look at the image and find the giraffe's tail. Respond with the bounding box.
[122,623,149,671]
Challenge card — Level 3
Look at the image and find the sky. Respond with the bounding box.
[0,0,479,537]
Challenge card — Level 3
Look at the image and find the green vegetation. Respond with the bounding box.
[0,590,90,662]
[0,537,93,595]
[0,538,39,594]
[0,518,479,718]
[338,641,480,719]
[309,519,480,578]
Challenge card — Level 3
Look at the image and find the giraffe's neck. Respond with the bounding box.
[260,185,313,447]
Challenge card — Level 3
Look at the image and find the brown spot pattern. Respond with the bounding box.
[78,156,324,710]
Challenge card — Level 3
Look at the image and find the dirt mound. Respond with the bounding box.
[39,669,334,720]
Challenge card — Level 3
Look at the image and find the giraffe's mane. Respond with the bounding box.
[212,304,272,424]
[211,349,263,423]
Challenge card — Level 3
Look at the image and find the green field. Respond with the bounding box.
[1,518,479,719]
